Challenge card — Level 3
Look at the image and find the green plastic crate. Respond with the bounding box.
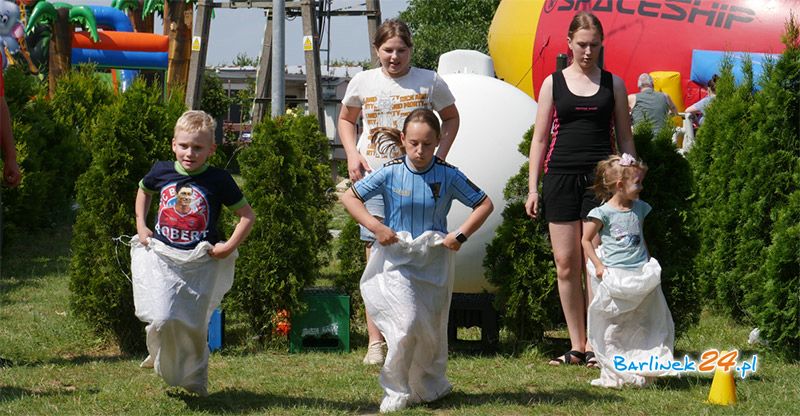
[289,288,350,353]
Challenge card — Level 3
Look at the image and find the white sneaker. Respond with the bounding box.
[379,395,408,413]
[139,355,154,369]
[362,341,386,365]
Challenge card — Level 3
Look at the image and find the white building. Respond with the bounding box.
[212,65,364,160]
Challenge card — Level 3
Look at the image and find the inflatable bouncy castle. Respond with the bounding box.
[488,0,796,107]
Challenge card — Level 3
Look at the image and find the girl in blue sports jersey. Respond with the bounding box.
[341,109,493,413]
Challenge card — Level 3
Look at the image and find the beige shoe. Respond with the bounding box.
[362,341,386,365]
[139,354,154,369]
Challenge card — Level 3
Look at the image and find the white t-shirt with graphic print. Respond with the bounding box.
[342,67,456,171]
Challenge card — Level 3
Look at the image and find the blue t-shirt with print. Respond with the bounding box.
[352,156,486,239]
[140,161,247,249]
[587,199,651,269]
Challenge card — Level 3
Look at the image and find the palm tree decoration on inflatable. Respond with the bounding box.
[23,0,196,97]
[112,0,154,33]
[139,0,197,96]
[25,1,98,95]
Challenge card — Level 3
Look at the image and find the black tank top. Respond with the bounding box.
[545,69,616,174]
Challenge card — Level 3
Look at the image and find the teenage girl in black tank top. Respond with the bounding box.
[524,12,637,368]
[546,69,616,174]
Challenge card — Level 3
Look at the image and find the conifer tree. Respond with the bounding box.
[69,81,183,352]
[228,112,334,337]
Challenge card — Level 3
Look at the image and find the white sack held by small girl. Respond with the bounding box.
[341,109,493,413]
[582,154,676,388]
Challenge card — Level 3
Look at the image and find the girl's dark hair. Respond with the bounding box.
[370,108,441,156]
[568,11,604,41]
[373,19,413,49]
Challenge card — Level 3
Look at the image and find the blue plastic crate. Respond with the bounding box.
[208,308,224,352]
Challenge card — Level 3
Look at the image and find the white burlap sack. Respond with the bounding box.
[360,231,454,412]
[131,236,236,395]
[587,256,676,388]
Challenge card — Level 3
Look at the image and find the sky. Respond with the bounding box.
[58,0,410,66]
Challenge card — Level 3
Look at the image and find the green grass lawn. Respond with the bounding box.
[1,225,798,415]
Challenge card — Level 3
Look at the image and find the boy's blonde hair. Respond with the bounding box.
[174,110,216,140]
[592,154,648,201]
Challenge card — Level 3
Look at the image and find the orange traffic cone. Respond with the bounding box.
[707,365,737,405]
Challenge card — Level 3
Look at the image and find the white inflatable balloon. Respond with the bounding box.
[441,73,537,293]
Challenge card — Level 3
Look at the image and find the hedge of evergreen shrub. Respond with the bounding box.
[3,68,64,233]
[688,19,799,354]
[483,127,561,343]
[687,61,757,318]
[2,67,107,237]
[632,124,700,335]
[200,71,233,120]
[333,217,367,324]
[754,190,799,358]
[69,81,184,352]
[228,112,334,338]
[50,65,114,148]
[333,217,365,296]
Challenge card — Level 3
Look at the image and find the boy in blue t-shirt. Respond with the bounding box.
[133,110,255,396]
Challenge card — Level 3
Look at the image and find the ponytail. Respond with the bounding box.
[370,127,405,158]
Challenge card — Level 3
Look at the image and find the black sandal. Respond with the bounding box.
[548,350,585,366]
[585,351,599,368]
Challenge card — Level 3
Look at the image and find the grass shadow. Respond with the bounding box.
[0,387,43,403]
[650,374,714,390]
[2,353,131,368]
[427,388,623,409]
[464,333,572,359]
[36,353,132,367]
[175,388,376,414]
[0,384,88,403]
[1,224,72,303]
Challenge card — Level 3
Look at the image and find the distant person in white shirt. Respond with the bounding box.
[685,74,718,126]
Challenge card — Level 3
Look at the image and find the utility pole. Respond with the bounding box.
[271,0,286,118]
[251,11,273,125]
[366,0,381,67]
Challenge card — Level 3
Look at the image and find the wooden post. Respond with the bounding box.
[166,0,193,98]
[186,0,213,110]
[49,8,72,97]
[129,0,154,33]
[365,0,381,67]
[300,0,325,133]
[252,11,273,125]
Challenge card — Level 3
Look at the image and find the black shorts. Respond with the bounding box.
[541,172,600,222]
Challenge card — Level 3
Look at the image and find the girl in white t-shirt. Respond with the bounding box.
[337,19,460,366]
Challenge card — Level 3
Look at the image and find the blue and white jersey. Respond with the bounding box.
[353,156,487,238]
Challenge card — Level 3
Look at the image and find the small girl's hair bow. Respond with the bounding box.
[619,153,637,166]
